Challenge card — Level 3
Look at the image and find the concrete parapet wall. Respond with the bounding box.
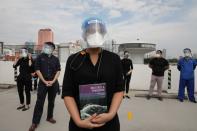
[0,61,196,94]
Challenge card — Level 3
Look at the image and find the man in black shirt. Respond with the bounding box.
[29,42,61,131]
[121,51,133,99]
[13,48,33,111]
[31,58,38,91]
[147,50,169,101]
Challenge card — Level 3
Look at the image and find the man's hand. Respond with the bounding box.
[43,80,51,87]
[77,114,105,129]
[28,53,32,60]
[47,80,55,86]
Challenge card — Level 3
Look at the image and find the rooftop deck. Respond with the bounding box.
[0,87,197,131]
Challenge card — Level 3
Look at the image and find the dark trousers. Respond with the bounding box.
[17,77,31,105]
[32,81,58,124]
[178,78,195,101]
[123,75,131,94]
[69,114,120,131]
[33,78,38,90]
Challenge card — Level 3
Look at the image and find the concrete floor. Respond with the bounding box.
[0,88,197,131]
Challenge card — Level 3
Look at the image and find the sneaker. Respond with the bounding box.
[22,105,30,111]
[190,100,197,103]
[158,97,163,101]
[126,95,130,99]
[179,99,183,102]
[146,95,151,100]
[17,105,25,110]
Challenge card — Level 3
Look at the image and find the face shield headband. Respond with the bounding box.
[19,49,28,58]
[82,18,107,48]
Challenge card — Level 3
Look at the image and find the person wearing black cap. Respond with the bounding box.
[177,48,197,103]
[29,42,61,131]
[121,51,133,99]
[13,48,33,111]
[147,50,169,101]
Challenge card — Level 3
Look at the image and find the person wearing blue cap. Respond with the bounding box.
[177,48,197,103]
[62,17,124,131]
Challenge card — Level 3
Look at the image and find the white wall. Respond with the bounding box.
[130,64,197,93]
[0,61,196,94]
[130,53,144,64]
[59,47,70,63]
[0,61,16,85]
[0,61,66,85]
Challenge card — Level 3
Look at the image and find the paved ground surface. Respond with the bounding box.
[0,87,197,131]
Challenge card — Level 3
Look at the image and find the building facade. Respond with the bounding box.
[37,28,53,50]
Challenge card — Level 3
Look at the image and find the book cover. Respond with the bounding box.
[79,83,107,120]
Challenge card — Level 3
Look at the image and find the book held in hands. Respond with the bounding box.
[79,83,107,120]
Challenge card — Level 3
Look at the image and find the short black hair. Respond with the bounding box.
[20,47,28,50]
[183,48,191,53]
[156,50,162,54]
[44,42,55,49]
[124,51,129,55]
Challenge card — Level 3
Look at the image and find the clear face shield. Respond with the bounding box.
[82,18,107,48]
[124,52,129,58]
[155,50,162,58]
[183,49,192,58]
[19,49,28,58]
[42,44,54,55]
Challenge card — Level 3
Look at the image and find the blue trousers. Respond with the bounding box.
[178,78,195,101]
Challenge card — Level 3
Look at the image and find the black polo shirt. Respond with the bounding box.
[149,57,169,76]
[35,53,61,80]
[62,50,124,109]
[13,57,33,79]
[121,58,133,75]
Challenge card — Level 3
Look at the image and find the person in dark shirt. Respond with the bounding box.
[147,50,169,101]
[13,48,33,111]
[29,42,61,131]
[31,58,38,91]
[62,18,124,131]
[121,51,133,99]
[177,48,197,103]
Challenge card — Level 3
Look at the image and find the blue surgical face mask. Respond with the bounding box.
[43,47,53,55]
[20,53,27,58]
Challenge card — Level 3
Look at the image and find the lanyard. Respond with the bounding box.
[96,49,103,82]
[70,50,87,71]
[70,49,103,82]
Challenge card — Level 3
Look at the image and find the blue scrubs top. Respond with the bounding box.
[177,58,197,80]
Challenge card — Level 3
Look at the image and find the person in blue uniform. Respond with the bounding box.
[177,48,197,103]
[62,18,124,131]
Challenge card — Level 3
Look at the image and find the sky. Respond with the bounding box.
[0,0,197,58]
